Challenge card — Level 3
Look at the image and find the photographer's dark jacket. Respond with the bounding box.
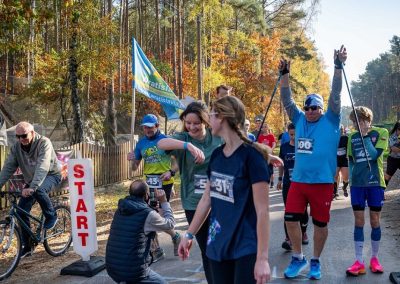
[106,195,175,283]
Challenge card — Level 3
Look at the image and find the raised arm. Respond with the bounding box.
[157,137,205,164]
[279,59,301,123]
[328,45,347,115]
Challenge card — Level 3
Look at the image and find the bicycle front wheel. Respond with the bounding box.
[0,219,22,281]
[44,205,72,257]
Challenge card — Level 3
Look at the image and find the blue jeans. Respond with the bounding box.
[120,269,167,284]
[18,174,61,247]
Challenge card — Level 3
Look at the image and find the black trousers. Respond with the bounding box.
[184,210,213,283]
[209,254,257,284]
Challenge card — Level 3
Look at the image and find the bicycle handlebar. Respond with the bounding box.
[0,190,22,198]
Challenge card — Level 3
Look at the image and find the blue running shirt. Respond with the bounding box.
[206,144,270,261]
[280,75,342,184]
[290,109,340,183]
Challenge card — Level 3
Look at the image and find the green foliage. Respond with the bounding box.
[351,35,400,123]
[2,0,329,140]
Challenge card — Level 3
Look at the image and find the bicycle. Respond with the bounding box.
[0,190,72,281]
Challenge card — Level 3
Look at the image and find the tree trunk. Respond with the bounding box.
[177,0,183,98]
[105,0,117,146]
[196,15,203,100]
[27,0,36,83]
[138,0,143,46]
[172,0,177,95]
[162,0,166,55]
[118,0,123,103]
[69,12,84,144]
[4,50,9,98]
[155,0,161,58]
[54,0,60,51]
[125,0,130,93]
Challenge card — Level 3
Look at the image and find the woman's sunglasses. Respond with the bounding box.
[303,106,319,112]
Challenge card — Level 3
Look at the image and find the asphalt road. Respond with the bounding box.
[46,180,400,284]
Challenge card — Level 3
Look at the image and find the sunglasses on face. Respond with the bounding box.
[16,133,29,139]
[303,106,319,112]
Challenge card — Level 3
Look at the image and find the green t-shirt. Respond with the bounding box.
[347,126,388,187]
[134,131,174,185]
[170,129,222,210]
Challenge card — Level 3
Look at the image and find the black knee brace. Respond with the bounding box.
[284,213,304,222]
[312,218,327,227]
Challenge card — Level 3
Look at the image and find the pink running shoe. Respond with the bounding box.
[370,257,384,273]
[346,260,366,276]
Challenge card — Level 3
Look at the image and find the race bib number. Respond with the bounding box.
[146,175,162,188]
[194,174,208,194]
[337,147,346,156]
[209,171,235,203]
[297,138,314,154]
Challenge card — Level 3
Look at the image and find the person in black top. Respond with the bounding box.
[277,123,309,251]
[178,96,283,284]
[334,125,349,198]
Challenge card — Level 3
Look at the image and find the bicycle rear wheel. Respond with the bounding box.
[0,219,22,281]
[44,205,72,257]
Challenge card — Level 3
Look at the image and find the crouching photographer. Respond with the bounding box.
[106,179,175,284]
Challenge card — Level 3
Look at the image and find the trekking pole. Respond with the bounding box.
[342,66,372,172]
[256,74,282,141]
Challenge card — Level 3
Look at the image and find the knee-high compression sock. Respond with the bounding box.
[371,227,381,257]
[342,181,349,191]
[385,179,390,186]
[334,182,338,195]
[354,226,364,262]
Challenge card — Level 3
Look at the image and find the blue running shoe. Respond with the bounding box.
[307,259,321,280]
[284,256,308,279]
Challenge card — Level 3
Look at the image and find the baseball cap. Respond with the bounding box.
[141,114,158,127]
[304,93,324,109]
[255,115,263,122]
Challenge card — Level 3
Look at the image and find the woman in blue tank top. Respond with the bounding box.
[178,96,282,284]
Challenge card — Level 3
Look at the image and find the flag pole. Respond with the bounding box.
[131,88,136,145]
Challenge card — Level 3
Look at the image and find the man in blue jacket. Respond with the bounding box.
[106,179,175,284]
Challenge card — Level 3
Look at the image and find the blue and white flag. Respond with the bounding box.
[132,37,184,119]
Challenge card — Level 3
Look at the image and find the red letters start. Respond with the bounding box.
[73,164,89,247]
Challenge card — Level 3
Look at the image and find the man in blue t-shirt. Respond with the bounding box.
[279,46,347,280]
[127,114,180,259]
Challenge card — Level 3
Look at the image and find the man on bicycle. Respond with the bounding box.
[0,122,61,257]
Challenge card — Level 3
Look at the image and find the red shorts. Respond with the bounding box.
[285,182,333,223]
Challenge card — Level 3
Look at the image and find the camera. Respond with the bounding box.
[149,188,159,208]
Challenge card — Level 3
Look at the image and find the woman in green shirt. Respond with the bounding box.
[158,101,222,283]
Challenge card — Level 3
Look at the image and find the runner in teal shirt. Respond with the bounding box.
[158,101,221,283]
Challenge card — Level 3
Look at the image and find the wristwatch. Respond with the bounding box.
[169,169,176,177]
[185,232,194,240]
[278,177,283,181]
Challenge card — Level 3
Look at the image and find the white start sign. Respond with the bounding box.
[67,158,98,261]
